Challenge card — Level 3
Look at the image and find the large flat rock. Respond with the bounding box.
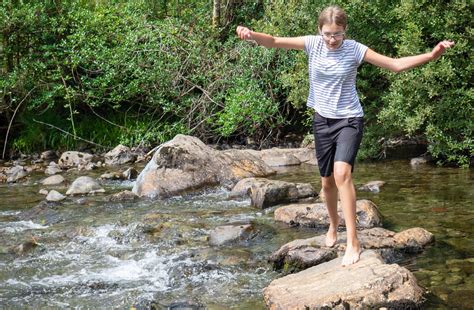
[264,250,424,309]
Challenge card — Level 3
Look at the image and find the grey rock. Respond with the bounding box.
[248,178,317,209]
[108,190,138,202]
[410,156,431,166]
[17,201,63,225]
[6,165,29,183]
[41,174,65,186]
[104,144,136,165]
[208,224,256,246]
[45,162,62,175]
[358,180,386,193]
[122,167,138,180]
[40,150,58,161]
[132,135,274,198]
[274,199,383,229]
[263,250,424,309]
[66,176,105,195]
[58,151,95,168]
[46,190,66,202]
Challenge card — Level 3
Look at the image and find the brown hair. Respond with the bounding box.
[318,6,348,30]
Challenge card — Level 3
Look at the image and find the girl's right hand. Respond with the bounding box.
[236,26,252,41]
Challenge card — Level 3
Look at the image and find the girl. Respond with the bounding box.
[236,6,454,266]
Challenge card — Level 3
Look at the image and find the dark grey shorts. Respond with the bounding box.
[312,112,364,177]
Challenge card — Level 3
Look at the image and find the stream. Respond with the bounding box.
[0,160,472,309]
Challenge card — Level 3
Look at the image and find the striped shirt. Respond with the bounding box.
[304,35,368,118]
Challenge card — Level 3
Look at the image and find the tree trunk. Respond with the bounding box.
[212,0,221,27]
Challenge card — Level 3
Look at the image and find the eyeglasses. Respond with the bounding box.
[321,32,345,40]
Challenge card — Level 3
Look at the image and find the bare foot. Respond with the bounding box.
[341,242,361,266]
[325,221,339,247]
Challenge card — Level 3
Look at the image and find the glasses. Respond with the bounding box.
[321,32,345,40]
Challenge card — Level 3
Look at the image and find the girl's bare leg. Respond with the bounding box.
[334,161,361,266]
[321,175,340,247]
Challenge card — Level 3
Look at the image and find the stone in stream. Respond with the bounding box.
[249,179,317,209]
[45,162,63,175]
[274,199,382,229]
[247,147,317,166]
[208,224,257,246]
[358,180,386,193]
[263,250,424,309]
[108,190,138,202]
[16,201,63,225]
[269,227,434,272]
[132,135,275,198]
[58,151,96,168]
[46,190,66,202]
[104,144,136,165]
[66,176,105,195]
[6,165,29,183]
[40,150,58,161]
[41,174,65,186]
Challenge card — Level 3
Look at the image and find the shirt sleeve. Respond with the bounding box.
[304,35,318,54]
[354,41,369,65]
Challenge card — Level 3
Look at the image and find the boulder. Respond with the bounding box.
[40,150,58,161]
[248,147,317,166]
[58,151,95,169]
[228,177,257,199]
[248,179,317,209]
[269,227,434,272]
[410,155,431,167]
[208,224,256,246]
[122,167,138,180]
[358,180,386,193]
[41,174,65,186]
[16,201,63,225]
[6,165,29,183]
[274,199,382,229]
[104,144,136,165]
[46,190,66,202]
[132,135,274,198]
[264,250,424,309]
[66,176,105,195]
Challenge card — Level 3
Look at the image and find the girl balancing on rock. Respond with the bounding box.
[236,6,454,266]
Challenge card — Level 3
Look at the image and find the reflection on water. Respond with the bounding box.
[0,160,472,308]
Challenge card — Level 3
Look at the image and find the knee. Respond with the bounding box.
[321,176,336,192]
[333,166,351,187]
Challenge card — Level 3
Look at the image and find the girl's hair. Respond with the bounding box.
[318,6,347,30]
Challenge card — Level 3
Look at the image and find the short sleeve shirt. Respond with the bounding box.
[304,35,368,118]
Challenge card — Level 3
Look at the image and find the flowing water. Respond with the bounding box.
[0,160,472,309]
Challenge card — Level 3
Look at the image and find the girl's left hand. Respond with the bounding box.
[431,40,455,60]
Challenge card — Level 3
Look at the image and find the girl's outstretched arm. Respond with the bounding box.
[364,40,455,73]
[236,26,305,50]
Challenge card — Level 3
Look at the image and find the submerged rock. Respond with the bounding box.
[208,224,257,246]
[66,176,105,195]
[358,180,386,193]
[46,190,66,202]
[108,190,138,202]
[17,201,63,225]
[6,165,29,183]
[274,199,382,229]
[132,135,275,198]
[264,250,424,309]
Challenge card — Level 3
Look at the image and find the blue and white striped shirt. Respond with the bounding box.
[304,35,368,118]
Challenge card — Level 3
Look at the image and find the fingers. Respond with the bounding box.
[236,26,252,40]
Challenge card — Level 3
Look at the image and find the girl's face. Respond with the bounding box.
[319,23,346,50]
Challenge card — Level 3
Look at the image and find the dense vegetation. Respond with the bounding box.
[1,0,472,166]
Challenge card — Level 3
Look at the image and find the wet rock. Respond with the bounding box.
[274,199,382,229]
[6,165,29,183]
[269,246,337,273]
[46,190,66,202]
[58,151,95,169]
[0,172,7,183]
[45,162,63,175]
[446,258,474,274]
[263,250,424,309]
[358,180,386,193]
[410,155,431,167]
[447,289,474,309]
[208,224,257,246]
[132,135,274,198]
[9,238,39,255]
[39,189,49,195]
[41,174,65,186]
[100,172,122,180]
[269,227,433,272]
[248,147,317,166]
[121,167,138,180]
[228,177,257,199]
[249,179,317,209]
[66,176,105,195]
[393,227,435,252]
[108,190,138,202]
[40,150,58,161]
[17,201,63,225]
[104,144,136,165]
